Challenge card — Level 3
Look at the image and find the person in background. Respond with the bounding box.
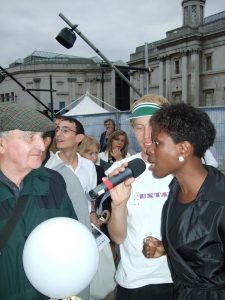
[106,95,174,300]
[78,135,111,228]
[143,103,225,299]
[0,103,77,300]
[42,131,91,229]
[99,118,115,152]
[41,130,55,165]
[42,131,91,300]
[78,135,116,300]
[99,130,130,170]
[45,115,98,226]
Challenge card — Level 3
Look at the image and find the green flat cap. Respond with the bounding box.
[0,103,55,132]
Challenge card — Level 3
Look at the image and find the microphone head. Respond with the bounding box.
[127,158,146,178]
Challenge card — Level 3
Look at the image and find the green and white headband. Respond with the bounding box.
[127,102,161,120]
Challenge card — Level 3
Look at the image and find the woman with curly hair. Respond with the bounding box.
[143,103,225,300]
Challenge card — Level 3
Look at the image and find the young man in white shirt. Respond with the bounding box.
[45,116,98,224]
[107,95,174,300]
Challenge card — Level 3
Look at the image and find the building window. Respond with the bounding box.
[202,89,214,106]
[11,92,15,102]
[59,101,66,114]
[78,83,83,95]
[172,92,182,103]
[205,54,212,71]
[59,101,65,110]
[91,81,97,95]
[191,5,197,24]
[192,5,197,13]
[1,94,4,102]
[174,59,181,75]
[56,81,64,93]
[5,93,10,102]
[184,7,188,24]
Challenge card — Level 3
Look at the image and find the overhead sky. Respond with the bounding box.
[1,0,224,68]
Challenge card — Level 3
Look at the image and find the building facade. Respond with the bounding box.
[1,1,225,111]
[129,0,225,106]
[0,51,130,114]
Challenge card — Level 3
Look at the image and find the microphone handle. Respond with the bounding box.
[89,182,108,199]
[109,168,133,187]
[89,168,133,199]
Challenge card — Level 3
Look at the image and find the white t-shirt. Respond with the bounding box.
[106,153,173,288]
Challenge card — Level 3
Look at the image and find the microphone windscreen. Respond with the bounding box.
[127,158,146,178]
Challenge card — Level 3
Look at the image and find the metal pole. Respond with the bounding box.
[145,43,149,94]
[58,13,142,98]
[101,69,105,106]
[0,65,52,114]
[49,75,54,119]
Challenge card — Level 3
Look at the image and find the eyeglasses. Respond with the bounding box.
[55,126,77,134]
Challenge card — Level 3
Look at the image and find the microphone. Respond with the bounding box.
[89,158,146,199]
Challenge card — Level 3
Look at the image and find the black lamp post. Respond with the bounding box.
[0,70,6,84]
[0,66,55,120]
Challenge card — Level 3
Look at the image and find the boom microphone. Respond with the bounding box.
[89,158,146,199]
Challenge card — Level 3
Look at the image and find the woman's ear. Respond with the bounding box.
[179,141,193,158]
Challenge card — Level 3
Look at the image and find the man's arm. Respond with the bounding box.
[107,164,134,244]
[108,200,128,244]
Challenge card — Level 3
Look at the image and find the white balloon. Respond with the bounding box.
[23,217,99,299]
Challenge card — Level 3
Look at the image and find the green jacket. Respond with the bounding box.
[0,166,77,300]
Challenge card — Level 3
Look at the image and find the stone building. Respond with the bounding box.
[1,0,225,111]
[0,51,130,114]
[129,0,225,106]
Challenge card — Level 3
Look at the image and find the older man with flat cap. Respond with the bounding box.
[0,103,77,300]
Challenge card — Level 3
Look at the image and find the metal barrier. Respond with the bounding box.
[201,106,225,172]
[74,106,225,172]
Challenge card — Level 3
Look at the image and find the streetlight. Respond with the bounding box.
[55,13,142,98]
[56,27,77,49]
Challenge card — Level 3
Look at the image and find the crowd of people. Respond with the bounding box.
[0,94,223,300]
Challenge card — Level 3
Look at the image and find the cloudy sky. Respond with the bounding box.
[1,0,224,67]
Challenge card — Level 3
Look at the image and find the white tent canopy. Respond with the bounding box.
[60,91,119,116]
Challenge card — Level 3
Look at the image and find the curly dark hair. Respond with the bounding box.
[150,103,216,158]
[55,115,84,135]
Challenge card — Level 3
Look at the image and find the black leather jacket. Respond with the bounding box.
[162,166,225,300]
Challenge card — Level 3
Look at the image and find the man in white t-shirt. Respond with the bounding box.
[107,95,174,300]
